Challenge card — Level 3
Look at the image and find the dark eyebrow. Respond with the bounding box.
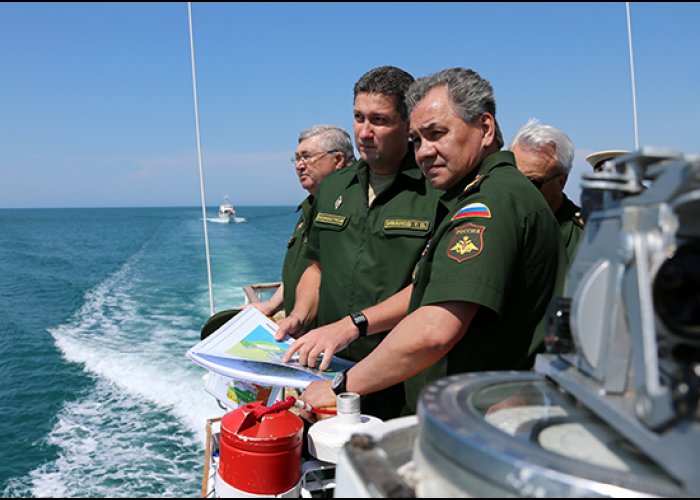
[366,111,390,120]
[417,122,440,134]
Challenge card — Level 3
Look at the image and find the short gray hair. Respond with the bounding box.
[509,118,574,174]
[299,124,356,164]
[406,67,504,149]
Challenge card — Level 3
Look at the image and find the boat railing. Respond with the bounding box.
[201,416,222,498]
[242,282,281,304]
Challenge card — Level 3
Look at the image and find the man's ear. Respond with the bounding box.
[479,112,496,148]
[557,173,568,189]
[334,152,346,170]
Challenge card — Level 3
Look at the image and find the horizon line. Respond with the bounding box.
[0,204,298,210]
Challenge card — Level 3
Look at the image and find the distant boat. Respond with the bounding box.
[217,196,236,223]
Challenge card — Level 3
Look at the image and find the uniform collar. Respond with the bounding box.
[439,150,516,206]
[345,148,421,189]
[296,194,314,212]
[555,193,583,225]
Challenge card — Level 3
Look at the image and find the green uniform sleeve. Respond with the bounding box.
[305,196,321,262]
[419,195,516,317]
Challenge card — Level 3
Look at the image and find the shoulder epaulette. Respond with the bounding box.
[463,174,489,195]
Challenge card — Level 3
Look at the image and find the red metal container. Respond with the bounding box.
[219,401,304,495]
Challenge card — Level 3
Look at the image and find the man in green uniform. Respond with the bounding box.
[509,119,583,358]
[510,118,584,263]
[277,66,439,420]
[294,68,564,415]
[253,124,355,318]
[201,125,354,339]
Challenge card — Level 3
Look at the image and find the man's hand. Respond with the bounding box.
[274,314,306,342]
[247,301,275,317]
[244,284,284,318]
[282,316,358,370]
[300,380,336,414]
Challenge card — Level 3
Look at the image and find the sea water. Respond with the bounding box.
[0,206,297,497]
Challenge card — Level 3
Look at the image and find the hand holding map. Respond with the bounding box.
[186,307,354,389]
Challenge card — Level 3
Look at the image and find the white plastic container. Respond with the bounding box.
[306,393,385,463]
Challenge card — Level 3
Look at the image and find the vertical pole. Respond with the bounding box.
[626,2,640,150]
[188,2,215,315]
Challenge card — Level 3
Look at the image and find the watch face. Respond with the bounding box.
[352,311,367,326]
[332,371,344,389]
[350,311,368,338]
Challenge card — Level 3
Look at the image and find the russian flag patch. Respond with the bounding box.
[452,203,491,220]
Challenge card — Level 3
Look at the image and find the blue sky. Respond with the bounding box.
[1,2,698,208]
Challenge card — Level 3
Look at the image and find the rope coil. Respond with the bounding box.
[251,396,337,420]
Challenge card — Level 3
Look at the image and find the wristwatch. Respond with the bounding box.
[331,369,348,395]
[349,311,368,338]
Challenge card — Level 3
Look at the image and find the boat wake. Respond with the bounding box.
[205,216,246,224]
[25,243,224,497]
[8,381,203,497]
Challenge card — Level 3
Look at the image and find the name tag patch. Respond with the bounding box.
[384,219,430,231]
[315,213,347,226]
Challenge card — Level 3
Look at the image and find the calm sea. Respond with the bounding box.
[0,206,297,497]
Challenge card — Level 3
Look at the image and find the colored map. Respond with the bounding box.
[187,307,354,388]
[226,325,287,362]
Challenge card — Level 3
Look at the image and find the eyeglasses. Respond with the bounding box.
[290,150,337,165]
[528,172,564,190]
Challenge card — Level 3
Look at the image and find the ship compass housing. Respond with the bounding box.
[538,148,700,494]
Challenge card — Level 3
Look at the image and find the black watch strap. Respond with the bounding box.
[349,311,368,338]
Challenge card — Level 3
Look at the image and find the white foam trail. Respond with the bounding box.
[53,333,222,441]
[25,382,205,497]
[204,216,246,223]
[35,242,228,497]
[49,249,224,441]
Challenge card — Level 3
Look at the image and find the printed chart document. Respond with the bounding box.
[186,306,354,389]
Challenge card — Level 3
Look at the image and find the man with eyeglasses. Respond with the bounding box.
[510,118,584,263]
[510,118,581,360]
[252,124,355,319]
[276,66,439,420]
[199,124,354,338]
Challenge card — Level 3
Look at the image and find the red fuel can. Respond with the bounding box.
[218,401,304,495]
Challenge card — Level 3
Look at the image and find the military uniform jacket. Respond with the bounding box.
[405,151,564,412]
[306,152,440,362]
[555,193,585,264]
[525,194,584,359]
[282,196,314,317]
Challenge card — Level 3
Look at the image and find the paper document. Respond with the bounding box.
[186,306,354,388]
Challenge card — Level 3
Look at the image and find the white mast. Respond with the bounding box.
[188,2,215,316]
[626,2,640,150]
